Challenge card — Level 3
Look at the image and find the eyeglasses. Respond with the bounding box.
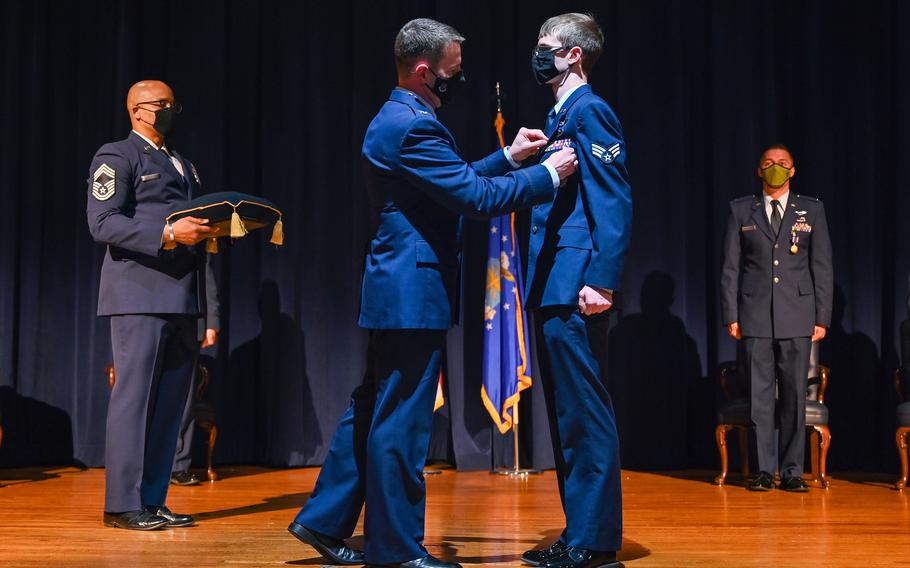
[135,100,183,114]
[532,45,571,57]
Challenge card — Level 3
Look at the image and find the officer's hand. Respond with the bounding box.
[578,285,613,316]
[727,322,742,340]
[544,147,578,181]
[201,328,218,348]
[508,127,548,162]
[812,325,827,342]
[171,217,218,246]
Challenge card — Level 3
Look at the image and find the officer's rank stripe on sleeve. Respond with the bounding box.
[92,163,116,201]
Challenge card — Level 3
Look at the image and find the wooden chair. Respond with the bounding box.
[894,368,910,490]
[714,350,831,488]
[104,362,218,481]
[714,363,751,485]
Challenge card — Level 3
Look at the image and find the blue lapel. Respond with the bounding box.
[172,151,194,198]
[545,84,592,138]
[126,132,190,197]
[749,196,774,242]
[389,88,436,117]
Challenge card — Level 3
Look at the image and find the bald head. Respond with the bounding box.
[126,80,173,110]
[127,80,177,145]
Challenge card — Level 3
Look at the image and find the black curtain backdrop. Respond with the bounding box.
[1,0,908,474]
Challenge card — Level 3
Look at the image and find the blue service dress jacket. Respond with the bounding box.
[720,193,833,338]
[524,84,633,309]
[358,88,556,330]
[86,131,215,321]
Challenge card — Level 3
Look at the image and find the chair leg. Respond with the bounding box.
[736,427,750,478]
[815,425,831,489]
[714,424,732,485]
[896,427,910,491]
[808,428,820,483]
[206,425,218,482]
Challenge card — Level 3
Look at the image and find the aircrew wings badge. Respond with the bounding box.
[92,163,116,201]
[592,142,620,164]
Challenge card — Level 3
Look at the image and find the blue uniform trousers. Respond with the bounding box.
[293,329,445,565]
[105,314,198,512]
[741,336,811,478]
[172,366,199,473]
[533,308,622,552]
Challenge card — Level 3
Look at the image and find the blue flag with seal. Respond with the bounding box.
[481,213,533,434]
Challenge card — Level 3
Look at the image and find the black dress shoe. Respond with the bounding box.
[288,521,365,565]
[103,510,168,531]
[539,547,619,568]
[171,470,201,486]
[522,540,568,566]
[146,505,195,527]
[377,554,462,568]
[779,476,810,492]
[747,471,775,492]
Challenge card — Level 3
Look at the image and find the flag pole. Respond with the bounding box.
[492,81,542,478]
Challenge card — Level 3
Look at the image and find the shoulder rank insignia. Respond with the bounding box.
[92,163,116,201]
[592,142,620,164]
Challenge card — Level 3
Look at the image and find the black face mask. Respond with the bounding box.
[531,47,568,85]
[427,68,466,106]
[152,106,177,137]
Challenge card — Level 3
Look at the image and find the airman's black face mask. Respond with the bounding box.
[152,106,177,137]
[531,46,570,85]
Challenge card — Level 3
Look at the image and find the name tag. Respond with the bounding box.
[140,173,161,182]
[741,224,757,232]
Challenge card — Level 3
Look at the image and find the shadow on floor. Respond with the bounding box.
[195,491,311,520]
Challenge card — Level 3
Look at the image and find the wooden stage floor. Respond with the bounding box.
[0,466,908,567]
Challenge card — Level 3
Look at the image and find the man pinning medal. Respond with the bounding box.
[720,144,833,493]
[87,80,219,530]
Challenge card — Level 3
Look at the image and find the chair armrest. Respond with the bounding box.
[104,364,116,390]
[818,365,829,404]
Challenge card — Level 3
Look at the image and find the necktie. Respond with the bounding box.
[161,147,185,178]
[771,199,782,236]
[545,108,557,132]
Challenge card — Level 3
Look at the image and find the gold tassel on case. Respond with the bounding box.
[206,237,219,254]
[230,210,248,238]
[270,218,284,246]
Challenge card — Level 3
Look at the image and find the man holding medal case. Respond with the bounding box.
[720,144,833,492]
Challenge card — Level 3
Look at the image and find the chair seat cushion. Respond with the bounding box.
[897,402,910,427]
[806,401,829,425]
[717,399,751,426]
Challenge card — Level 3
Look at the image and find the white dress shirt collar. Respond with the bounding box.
[763,190,790,222]
[552,83,586,115]
[132,130,184,177]
[132,129,168,152]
